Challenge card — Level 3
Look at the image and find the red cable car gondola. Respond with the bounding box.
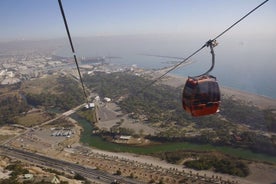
[182,40,220,116]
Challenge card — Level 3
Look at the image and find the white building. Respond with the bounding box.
[85,103,95,109]
[95,96,100,101]
[0,69,7,76]
[104,97,111,102]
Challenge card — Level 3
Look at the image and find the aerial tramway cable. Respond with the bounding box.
[138,0,269,94]
[58,0,89,105]
[57,0,269,110]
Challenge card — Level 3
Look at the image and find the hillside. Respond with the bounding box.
[84,71,276,156]
[0,74,85,125]
[1,71,275,156]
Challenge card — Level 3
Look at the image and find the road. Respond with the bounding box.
[0,102,144,183]
[0,145,144,184]
[1,103,86,146]
[40,103,86,127]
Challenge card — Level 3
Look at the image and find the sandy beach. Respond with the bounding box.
[154,71,276,109]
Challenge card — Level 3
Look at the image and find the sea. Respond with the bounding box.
[56,35,276,99]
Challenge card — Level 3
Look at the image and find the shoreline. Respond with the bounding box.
[151,70,276,109]
[220,86,276,109]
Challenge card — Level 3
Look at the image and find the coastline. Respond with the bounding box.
[152,70,276,109]
[220,86,276,109]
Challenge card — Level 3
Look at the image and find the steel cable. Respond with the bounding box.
[138,0,269,94]
[58,0,89,104]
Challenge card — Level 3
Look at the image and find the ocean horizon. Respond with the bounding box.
[2,35,273,99]
[56,51,276,100]
[52,34,276,99]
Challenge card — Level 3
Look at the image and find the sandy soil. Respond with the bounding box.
[0,125,25,144]
[0,125,24,136]
[0,168,10,180]
[96,101,159,135]
[0,156,11,179]
[246,162,276,184]
[221,87,276,109]
[7,117,81,155]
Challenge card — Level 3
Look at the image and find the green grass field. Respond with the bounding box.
[73,114,276,164]
[16,112,51,127]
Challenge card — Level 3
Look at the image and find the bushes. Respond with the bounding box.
[5,162,29,178]
[25,76,85,111]
[84,72,191,124]
[185,158,213,170]
[154,150,250,177]
[0,94,29,124]
[184,157,249,177]
[213,159,249,177]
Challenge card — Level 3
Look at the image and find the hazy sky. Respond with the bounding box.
[0,0,275,41]
[0,0,275,97]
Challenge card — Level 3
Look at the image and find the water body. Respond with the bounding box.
[72,114,276,163]
[57,35,276,99]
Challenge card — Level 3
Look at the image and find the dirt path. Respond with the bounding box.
[86,147,271,184]
[246,162,276,184]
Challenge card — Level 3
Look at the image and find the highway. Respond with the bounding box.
[0,99,142,183]
[0,145,143,184]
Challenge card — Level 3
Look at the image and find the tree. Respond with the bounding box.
[115,170,122,175]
